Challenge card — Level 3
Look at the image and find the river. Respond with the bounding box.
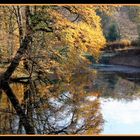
[0,64,140,134]
[92,64,140,134]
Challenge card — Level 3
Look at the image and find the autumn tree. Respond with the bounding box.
[0,6,35,134]
[0,5,108,134]
[0,69,104,134]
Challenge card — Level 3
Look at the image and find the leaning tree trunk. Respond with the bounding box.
[1,81,35,134]
[0,6,35,134]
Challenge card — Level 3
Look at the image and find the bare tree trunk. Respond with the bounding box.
[1,81,35,134]
[2,34,32,81]
[0,6,35,134]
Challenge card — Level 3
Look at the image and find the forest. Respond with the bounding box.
[0,5,140,135]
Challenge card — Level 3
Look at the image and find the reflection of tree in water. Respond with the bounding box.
[0,84,24,134]
[93,72,119,97]
[93,72,140,100]
[0,73,104,134]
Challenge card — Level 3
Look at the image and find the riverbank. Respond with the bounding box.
[107,48,140,67]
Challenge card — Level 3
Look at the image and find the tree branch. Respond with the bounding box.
[35,28,53,32]
[1,81,35,134]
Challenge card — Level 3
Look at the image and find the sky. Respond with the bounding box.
[101,98,140,134]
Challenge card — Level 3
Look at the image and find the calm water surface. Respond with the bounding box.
[0,64,140,134]
[95,65,140,134]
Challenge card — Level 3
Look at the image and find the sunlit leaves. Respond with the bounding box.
[0,5,108,134]
[45,6,106,59]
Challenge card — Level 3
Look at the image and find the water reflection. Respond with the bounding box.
[0,73,104,134]
[96,70,140,134]
[93,72,140,100]
[101,98,140,134]
[0,69,140,134]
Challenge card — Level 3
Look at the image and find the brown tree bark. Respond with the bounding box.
[0,6,35,134]
[1,81,35,134]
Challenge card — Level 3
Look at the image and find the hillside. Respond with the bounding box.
[106,7,139,41]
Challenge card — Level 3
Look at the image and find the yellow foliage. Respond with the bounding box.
[0,6,109,134]
[44,6,106,60]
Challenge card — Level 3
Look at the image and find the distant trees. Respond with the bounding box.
[127,6,140,43]
[106,23,120,42]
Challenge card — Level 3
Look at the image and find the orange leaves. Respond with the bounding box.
[30,6,107,78]
[41,6,106,59]
[60,21,106,60]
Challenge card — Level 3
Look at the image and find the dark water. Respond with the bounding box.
[0,64,140,134]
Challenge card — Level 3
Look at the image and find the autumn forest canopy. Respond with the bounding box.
[0,5,140,135]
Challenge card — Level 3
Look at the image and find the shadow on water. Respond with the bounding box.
[91,64,140,100]
[0,64,140,134]
[92,64,140,83]
[0,73,104,134]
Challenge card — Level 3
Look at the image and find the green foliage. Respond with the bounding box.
[106,24,120,42]
[96,11,111,39]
